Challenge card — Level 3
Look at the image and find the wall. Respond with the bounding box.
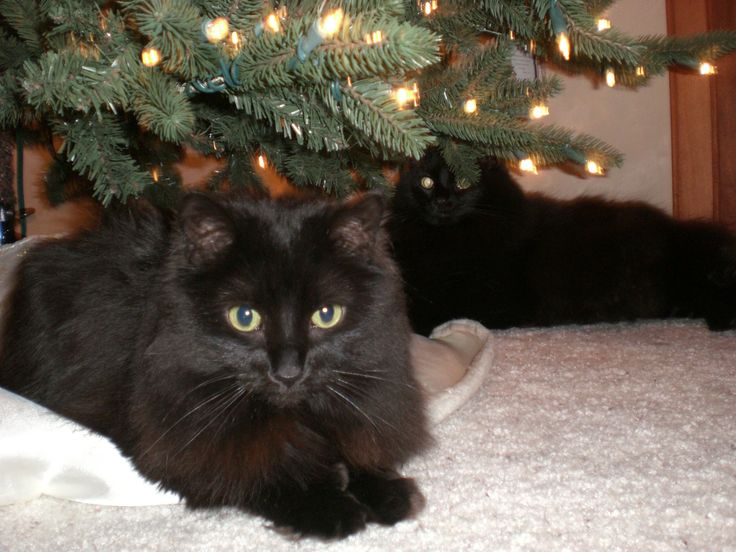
[517,0,673,212]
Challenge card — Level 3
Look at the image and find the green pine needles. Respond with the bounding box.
[1,0,735,204]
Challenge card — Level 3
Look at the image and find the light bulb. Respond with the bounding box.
[421,1,437,15]
[699,62,716,75]
[265,13,281,33]
[318,9,343,38]
[394,87,412,108]
[605,68,616,88]
[596,18,611,32]
[529,103,550,119]
[257,154,267,169]
[557,32,570,61]
[519,158,538,174]
[205,17,229,43]
[394,84,419,109]
[586,160,604,175]
[365,30,383,44]
[463,98,478,114]
[141,47,161,67]
[635,66,646,77]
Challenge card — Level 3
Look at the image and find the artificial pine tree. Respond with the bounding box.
[1,0,735,205]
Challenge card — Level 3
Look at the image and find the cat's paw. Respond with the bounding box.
[348,471,425,525]
[274,490,369,540]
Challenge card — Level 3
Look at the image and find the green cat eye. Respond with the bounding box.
[311,305,344,329]
[456,178,472,190]
[227,306,262,332]
[420,176,434,190]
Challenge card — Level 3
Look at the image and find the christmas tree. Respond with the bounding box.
[2,0,735,205]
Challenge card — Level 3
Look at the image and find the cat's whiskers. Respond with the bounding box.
[327,383,399,432]
[326,384,378,430]
[175,382,247,455]
[161,373,240,423]
[210,387,255,442]
[139,376,241,458]
[334,369,417,390]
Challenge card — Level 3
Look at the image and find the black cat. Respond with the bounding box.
[389,148,736,335]
[0,192,429,539]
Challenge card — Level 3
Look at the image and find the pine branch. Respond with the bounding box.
[53,113,151,205]
[425,109,623,168]
[122,0,220,79]
[0,0,44,55]
[133,70,196,142]
[0,28,33,71]
[282,148,358,197]
[21,51,129,115]
[329,78,436,159]
[228,87,349,152]
[234,13,440,89]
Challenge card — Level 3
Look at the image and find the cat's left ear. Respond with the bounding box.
[330,192,386,255]
[178,193,235,265]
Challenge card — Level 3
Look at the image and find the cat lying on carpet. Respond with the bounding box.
[389,148,736,336]
[0,192,429,539]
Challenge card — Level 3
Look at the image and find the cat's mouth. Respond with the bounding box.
[424,210,457,226]
[264,376,310,407]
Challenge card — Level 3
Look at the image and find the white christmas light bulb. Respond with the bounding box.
[597,18,612,32]
[586,160,604,175]
[557,33,570,61]
[519,158,538,174]
[605,68,616,87]
[699,62,716,75]
[205,17,229,43]
[318,9,343,38]
[529,104,550,119]
[141,47,161,67]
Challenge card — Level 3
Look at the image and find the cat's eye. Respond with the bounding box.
[456,178,472,190]
[311,305,344,329]
[227,306,262,332]
[420,177,434,190]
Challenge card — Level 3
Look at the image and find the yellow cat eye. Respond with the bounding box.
[311,305,344,329]
[455,178,472,190]
[227,306,262,332]
[420,176,434,190]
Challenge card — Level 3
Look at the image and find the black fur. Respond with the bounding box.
[389,148,736,335]
[0,192,429,539]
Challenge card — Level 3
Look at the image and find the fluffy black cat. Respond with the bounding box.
[389,148,736,335]
[0,192,429,539]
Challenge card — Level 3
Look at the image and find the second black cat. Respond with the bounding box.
[389,148,736,335]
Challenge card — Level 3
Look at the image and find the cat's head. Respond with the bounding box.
[394,148,490,226]
[144,192,420,424]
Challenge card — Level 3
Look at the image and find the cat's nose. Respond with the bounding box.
[269,347,304,385]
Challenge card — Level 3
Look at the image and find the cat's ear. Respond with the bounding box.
[330,192,386,255]
[178,193,235,265]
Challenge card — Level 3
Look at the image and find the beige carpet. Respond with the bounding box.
[2,318,734,551]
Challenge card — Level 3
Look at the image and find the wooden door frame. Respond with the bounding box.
[667,0,736,229]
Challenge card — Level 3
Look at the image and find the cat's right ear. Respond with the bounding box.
[178,193,235,266]
[330,192,386,256]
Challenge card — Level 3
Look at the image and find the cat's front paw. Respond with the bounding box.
[349,471,425,525]
[275,490,369,539]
